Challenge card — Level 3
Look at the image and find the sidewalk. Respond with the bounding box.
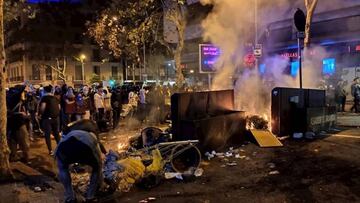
[336,112,360,127]
[0,124,145,203]
[0,162,64,203]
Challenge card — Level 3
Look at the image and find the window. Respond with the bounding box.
[45,66,52,80]
[75,65,83,80]
[93,65,100,75]
[92,49,101,62]
[32,64,40,80]
[112,66,118,78]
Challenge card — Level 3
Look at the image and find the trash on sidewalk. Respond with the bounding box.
[226,162,237,167]
[139,197,157,203]
[34,186,42,192]
[293,132,303,139]
[267,163,276,169]
[278,136,290,141]
[164,172,183,180]
[235,154,246,159]
[194,168,204,177]
[269,170,280,175]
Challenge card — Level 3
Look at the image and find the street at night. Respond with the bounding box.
[1,0,360,203]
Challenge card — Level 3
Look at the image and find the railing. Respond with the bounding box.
[29,75,41,80]
[9,76,24,82]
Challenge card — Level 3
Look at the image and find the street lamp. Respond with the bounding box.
[80,54,86,84]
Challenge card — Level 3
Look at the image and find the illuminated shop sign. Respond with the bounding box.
[280,50,316,58]
[291,61,299,77]
[281,52,298,58]
[356,45,360,51]
[199,44,221,73]
[323,58,336,75]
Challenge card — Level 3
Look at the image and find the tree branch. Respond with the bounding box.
[304,0,310,8]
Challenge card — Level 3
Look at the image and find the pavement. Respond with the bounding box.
[337,112,360,127]
[1,118,360,203]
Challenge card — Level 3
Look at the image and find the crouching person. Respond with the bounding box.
[55,129,106,203]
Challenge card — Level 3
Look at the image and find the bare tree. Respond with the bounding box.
[304,0,318,47]
[163,0,187,85]
[0,0,12,180]
[0,0,33,179]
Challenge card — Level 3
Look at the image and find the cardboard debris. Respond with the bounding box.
[250,130,283,147]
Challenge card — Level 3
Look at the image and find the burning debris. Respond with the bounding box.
[246,115,269,130]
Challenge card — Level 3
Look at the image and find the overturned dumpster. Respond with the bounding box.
[171,90,246,151]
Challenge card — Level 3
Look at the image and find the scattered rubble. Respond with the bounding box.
[293,132,303,139]
[267,163,276,169]
[194,168,204,177]
[226,162,237,167]
[269,170,280,175]
[139,197,157,203]
[164,173,183,180]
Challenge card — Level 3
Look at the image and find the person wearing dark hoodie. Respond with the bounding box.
[38,85,60,155]
[55,119,107,203]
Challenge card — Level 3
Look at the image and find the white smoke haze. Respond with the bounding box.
[200,0,335,117]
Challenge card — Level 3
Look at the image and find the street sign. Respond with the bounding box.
[254,44,262,58]
[294,8,306,32]
[199,44,220,73]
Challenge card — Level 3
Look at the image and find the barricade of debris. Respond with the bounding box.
[71,127,203,194]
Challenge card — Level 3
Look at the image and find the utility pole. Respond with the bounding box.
[254,0,258,70]
[80,54,86,85]
[132,63,135,83]
[143,42,146,81]
[294,8,306,89]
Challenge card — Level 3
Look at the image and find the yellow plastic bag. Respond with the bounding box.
[117,157,146,192]
[146,149,164,174]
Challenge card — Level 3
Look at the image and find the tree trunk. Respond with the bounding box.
[0,0,12,181]
[304,0,318,47]
[174,24,185,86]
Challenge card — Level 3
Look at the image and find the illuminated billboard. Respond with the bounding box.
[199,44,220,73]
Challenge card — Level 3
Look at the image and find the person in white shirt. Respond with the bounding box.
[94,86,106,131]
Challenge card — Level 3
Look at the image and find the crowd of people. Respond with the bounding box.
[5,82,184,161]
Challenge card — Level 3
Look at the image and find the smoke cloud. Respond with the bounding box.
[200,0,337,116]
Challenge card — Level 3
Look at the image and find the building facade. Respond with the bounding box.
[6,0,124,87]
[263,4,360,94]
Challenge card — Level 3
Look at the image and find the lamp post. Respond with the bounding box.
[80,54,86,85]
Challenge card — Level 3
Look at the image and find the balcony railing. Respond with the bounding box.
[29,75,41,80]
[9,76,24,82]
